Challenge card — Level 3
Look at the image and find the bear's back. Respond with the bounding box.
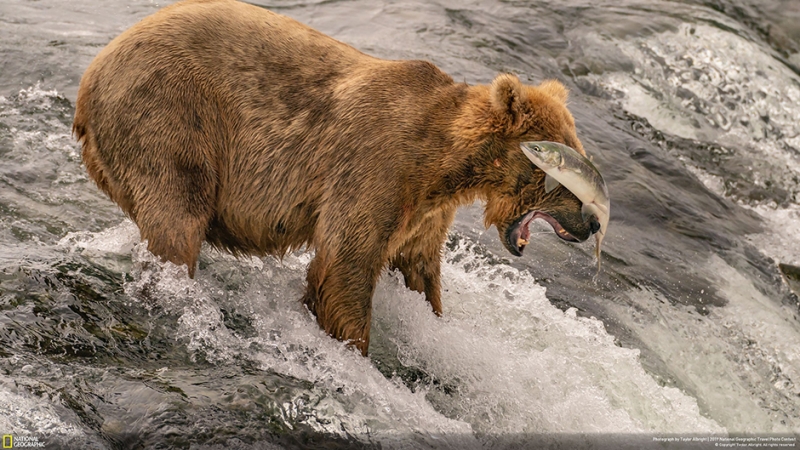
[81,0,370,113]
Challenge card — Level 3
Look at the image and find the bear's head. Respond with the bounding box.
[456,74,601,257]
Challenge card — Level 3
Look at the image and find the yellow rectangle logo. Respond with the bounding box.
[2,435,11,449]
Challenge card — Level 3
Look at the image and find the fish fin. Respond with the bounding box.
[544,174,561,193]
[581,203,594,222]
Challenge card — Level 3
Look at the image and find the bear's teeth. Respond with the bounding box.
[517,238,529,247]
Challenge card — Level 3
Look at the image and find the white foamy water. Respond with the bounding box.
[594,22,800,145]
[745,203,800,267]
[373,252,724,440]
[51,221,725,448]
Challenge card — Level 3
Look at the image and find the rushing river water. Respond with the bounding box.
[1,0,799,448]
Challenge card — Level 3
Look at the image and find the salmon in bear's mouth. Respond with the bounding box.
[506,210,578,256]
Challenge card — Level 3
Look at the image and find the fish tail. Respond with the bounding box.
[593,233,602,282]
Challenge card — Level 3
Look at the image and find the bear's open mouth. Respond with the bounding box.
[506,211,578,256]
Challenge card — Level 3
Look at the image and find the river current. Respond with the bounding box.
[1,0,799,448]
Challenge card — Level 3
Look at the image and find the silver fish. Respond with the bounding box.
[520,141,610,274]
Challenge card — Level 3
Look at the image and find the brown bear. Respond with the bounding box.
[73,0,599,356]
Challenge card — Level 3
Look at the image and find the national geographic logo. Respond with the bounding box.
[2,435,45,448]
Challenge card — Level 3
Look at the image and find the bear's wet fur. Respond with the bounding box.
[73,0,594,355]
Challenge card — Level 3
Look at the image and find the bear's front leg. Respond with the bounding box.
[390,248,442,315]
[389,207,455,316]
[302,244,383,356]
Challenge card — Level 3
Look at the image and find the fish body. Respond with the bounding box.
[520,141,610,272]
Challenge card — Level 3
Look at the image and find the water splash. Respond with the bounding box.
[102,225,724,447]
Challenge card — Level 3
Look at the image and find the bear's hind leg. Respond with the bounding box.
[129,161,216,279]
[137,205,210,278]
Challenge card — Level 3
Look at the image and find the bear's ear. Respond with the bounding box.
[538,79,569,103]
[490,74,524,117]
